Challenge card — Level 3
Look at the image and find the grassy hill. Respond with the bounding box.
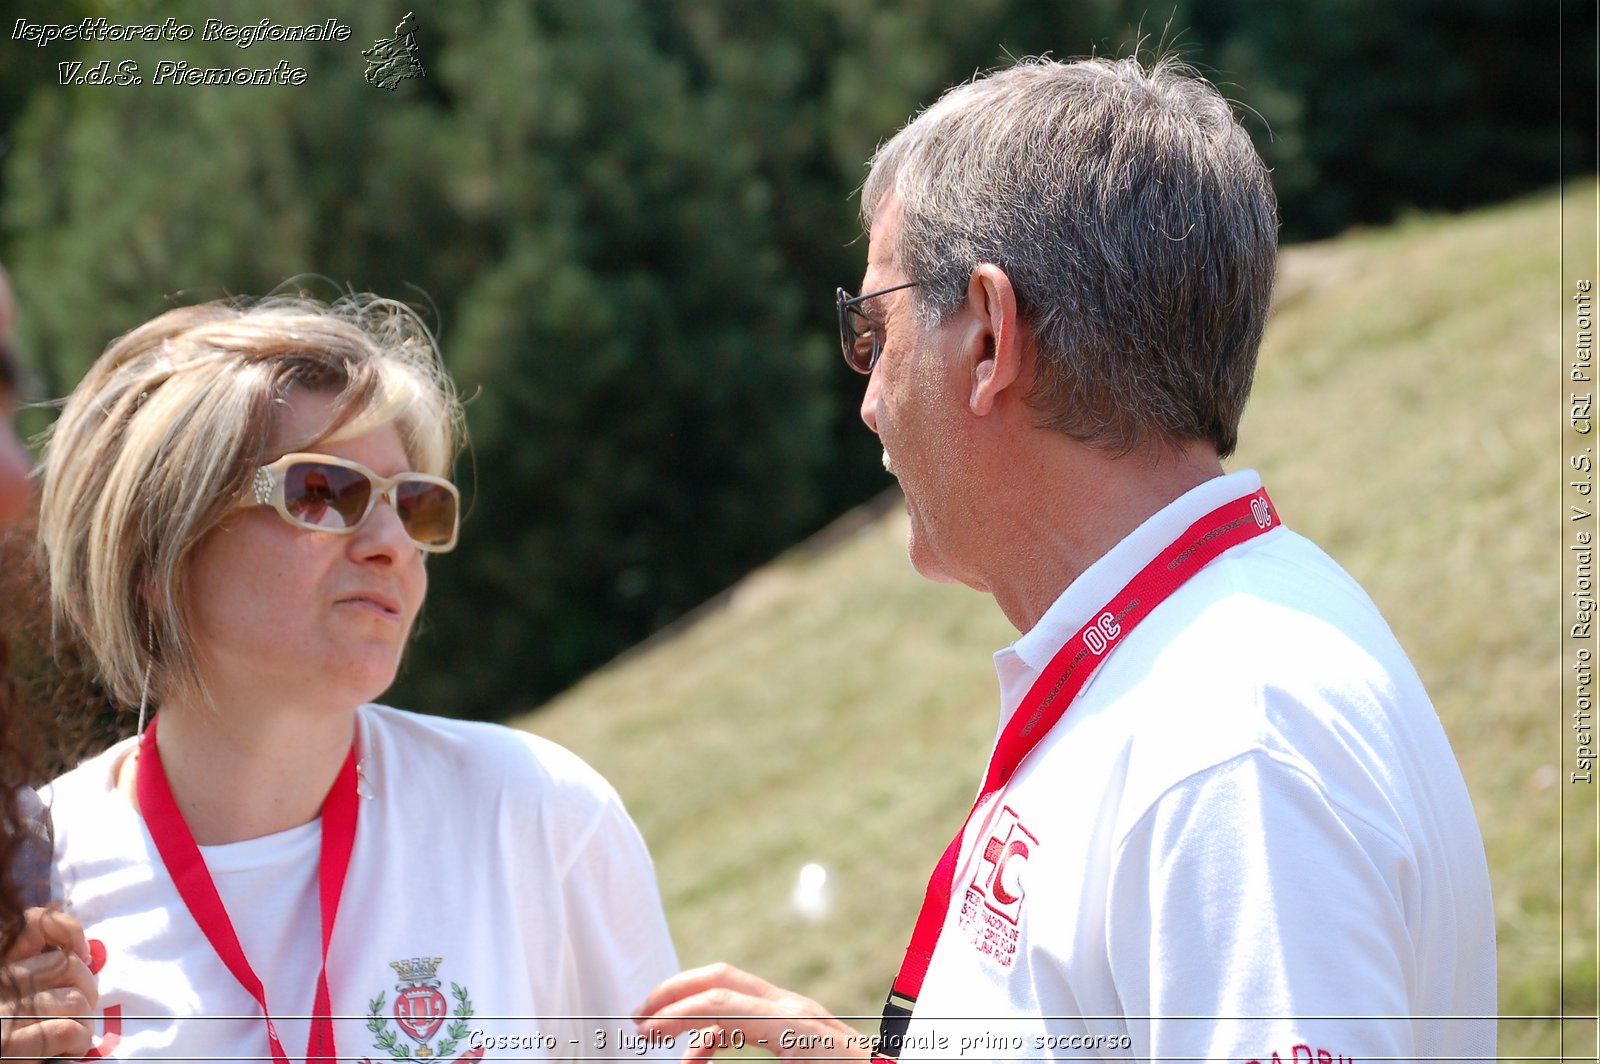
[520,181,1592,1060]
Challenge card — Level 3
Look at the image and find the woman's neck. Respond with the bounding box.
[118,698,360,845]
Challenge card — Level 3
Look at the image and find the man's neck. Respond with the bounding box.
[119,694,358,846]
[979,441,1225,633]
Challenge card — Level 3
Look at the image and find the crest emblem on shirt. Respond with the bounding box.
[361,956,479,1061]
[957,805,1037,968]
[973,805,1036,924]
[394,956,447,1042]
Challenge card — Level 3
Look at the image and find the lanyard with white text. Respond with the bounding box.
[137,714,358,1064]
[873,487,1278,1060]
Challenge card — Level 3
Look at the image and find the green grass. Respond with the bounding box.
[519,181,1593,1059]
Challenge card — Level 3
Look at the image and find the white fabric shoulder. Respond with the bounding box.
[39,737,136,828]
[358,704,642,874]
[1088,531,1438,837]
[359,705,622,792]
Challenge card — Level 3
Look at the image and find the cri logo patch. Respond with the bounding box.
[972,805,1037,925]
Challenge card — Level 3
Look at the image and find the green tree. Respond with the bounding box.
[1,0,1581,722]
[2,0,839,718]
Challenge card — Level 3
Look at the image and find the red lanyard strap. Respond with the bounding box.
[136,715,359,1063]
[874,487,1277,1060]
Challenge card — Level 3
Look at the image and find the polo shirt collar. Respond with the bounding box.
[992,468,1264,731]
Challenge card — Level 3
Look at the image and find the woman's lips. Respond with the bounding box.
[338,591,401,617]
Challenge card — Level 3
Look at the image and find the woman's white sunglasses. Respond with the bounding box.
[243,452,460,553]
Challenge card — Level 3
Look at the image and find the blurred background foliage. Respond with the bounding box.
[0,0,1589,723]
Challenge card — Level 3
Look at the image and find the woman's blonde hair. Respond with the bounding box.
[37,293,463,710]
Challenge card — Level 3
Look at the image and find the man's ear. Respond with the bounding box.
[966,264,1024,416]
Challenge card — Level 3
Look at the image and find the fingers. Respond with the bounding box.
[634,963,870,1062]
[1,1016,96,1062]
[7,947,97,1007]
[676,1025,746,1064]
[4,908,90,966]
[0,910,98,1063]
[635,962,782,1020]
[0,978,96,1061]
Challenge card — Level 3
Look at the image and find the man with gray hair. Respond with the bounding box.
[638,56,1495,1062]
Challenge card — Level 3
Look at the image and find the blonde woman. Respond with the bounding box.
[38,295,676,1059]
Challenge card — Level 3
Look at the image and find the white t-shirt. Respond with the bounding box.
[44,704,679,1061]
[901,470,1496,1063]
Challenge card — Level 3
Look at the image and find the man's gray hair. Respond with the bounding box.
[862,56,1278,457]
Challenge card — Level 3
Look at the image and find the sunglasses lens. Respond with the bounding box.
[837,291,854,368]
[844,307,876,373]
[394,480,459,547]
[284,462,372,530]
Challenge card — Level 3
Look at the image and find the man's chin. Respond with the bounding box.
[905,528,960,585]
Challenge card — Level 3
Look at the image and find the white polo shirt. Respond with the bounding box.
[901,470,1496,1063]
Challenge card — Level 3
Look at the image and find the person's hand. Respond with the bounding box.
[635,963,873,1062]
[0,908,97,1062]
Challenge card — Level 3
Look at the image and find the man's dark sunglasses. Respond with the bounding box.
[836,281,920,374]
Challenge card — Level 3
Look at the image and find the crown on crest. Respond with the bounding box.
[390,956,443,983]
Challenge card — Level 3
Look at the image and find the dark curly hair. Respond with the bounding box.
[0,277,123,971]
[2,516,117,930]
[0,324,33,959]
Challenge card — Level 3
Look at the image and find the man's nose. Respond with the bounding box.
[859,368,882,435]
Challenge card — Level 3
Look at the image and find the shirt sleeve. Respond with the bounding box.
[1105,750,1417,1064]
[551,783,681,1059]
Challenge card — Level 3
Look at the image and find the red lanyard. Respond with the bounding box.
[874,487,1278,1060]
[136,715,358,1063]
